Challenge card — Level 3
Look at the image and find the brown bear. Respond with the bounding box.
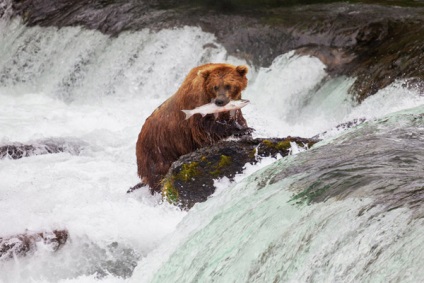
[135,63,252,193]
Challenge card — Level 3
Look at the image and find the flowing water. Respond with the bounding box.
[138,105,424,283]
[0,10,423,283]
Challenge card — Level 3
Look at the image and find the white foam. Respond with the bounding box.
[0,15,423,283]
[243,53,356,138]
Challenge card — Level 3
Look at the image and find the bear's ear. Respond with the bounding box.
[198,69,211,80]
[236,65,248,77]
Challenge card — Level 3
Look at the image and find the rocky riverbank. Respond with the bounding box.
[7,0,424,100]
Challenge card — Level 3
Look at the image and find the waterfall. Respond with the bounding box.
[0,12,423,283]
[134,105,424,282]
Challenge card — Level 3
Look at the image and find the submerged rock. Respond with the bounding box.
[161,137,318,209]
[0,138,85,159]
[0,230,68,260]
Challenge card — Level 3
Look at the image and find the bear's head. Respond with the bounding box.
[199,64,248,106]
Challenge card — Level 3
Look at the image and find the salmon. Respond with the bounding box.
[181,99,250,120]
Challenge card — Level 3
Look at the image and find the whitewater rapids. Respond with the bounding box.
[0,16,423,282]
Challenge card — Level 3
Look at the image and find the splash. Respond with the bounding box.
[0,14,423,283]
[135,105,424,283]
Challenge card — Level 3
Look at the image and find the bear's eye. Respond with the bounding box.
[213,86,219,91]
[225,85,231,91]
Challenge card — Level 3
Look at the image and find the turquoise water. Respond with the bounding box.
[0,9,423,282]
[136,106,424,282]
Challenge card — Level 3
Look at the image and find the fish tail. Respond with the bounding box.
[181,110,192,120]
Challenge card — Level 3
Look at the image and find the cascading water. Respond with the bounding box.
[0,9,423,283]
[135,105,424,283]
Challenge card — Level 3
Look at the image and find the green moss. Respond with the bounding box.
[161,161,201,204]
[262,139,292,151]
[218,155,231,167]
[211,155,232,177]
[249,148,257,159]
[176,162,200,182]
[276,140,292,151]
[162,177,179,205]
[262,139,273,149]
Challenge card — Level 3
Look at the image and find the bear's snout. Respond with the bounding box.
[215,95,230,107]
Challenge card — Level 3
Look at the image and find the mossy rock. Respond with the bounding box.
[162,136,319,209]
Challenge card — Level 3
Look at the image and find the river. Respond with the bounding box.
[0,6,423,283]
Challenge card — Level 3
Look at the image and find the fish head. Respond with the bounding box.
[198,64,248,107]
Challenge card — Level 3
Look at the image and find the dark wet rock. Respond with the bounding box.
[161,137,319,210]
[87,241,140,279]
[0,138,85,159]
[269,112,424,215]
[0,229,68,260]
[295,46,356,73]
[312,118,367,139]
[8,1,424,101]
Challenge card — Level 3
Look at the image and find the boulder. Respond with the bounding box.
[0,230,68,259]
[0,138,84,159]
[161,137,318,209]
